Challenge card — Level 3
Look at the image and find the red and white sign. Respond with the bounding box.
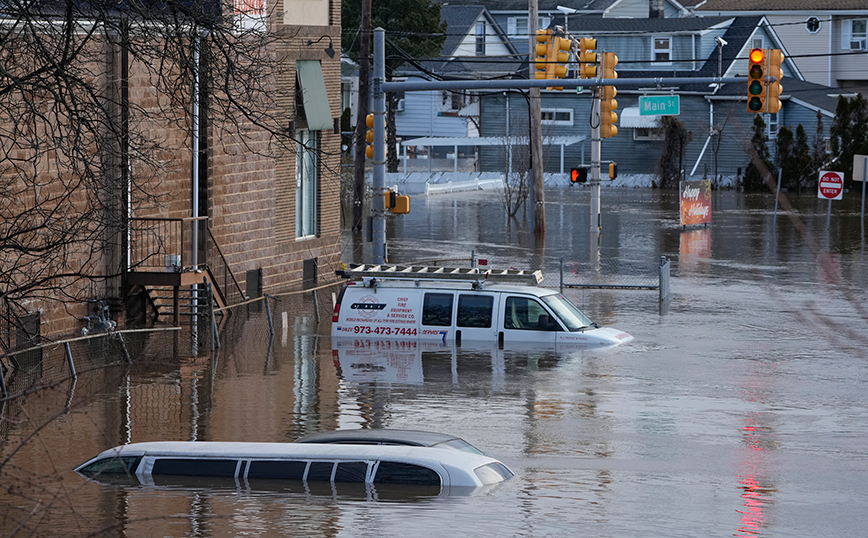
[818,170,844,200]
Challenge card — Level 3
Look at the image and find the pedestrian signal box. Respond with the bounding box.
[571,167,588,184]
[385,189,410,214]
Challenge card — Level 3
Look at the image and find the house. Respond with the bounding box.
[475,14,838,181]
[394,4,523,145]
[694,0,868,94]
[0,0,342,342]
[435,0,695,56]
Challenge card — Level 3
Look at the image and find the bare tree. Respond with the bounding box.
[0,0,300,343]
[494,135,531,217]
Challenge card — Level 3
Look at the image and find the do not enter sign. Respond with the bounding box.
[818,170,844,200]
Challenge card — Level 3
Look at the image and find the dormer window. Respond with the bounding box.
[476,22,486,55]
[653,37,671,64]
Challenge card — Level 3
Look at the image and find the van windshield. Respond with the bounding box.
[541,294,593,331]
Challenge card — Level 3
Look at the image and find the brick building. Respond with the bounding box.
[0,0,343,343]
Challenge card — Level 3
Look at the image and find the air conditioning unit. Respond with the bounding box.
[396,99,405,112]
[850,39,867,50]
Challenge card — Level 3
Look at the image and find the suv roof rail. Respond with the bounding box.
[336,264,543,285]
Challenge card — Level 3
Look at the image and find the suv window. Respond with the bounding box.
[78,456,142,477]
[422,293,453,326]
[374,461,441,486]
[474,462,515,485]
[152,458,237,477]
[504,296,557,331]
[457,294,493,328]
[335,461,368,482]
[248,460,307,480]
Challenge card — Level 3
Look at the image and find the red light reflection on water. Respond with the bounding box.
[735,417,777,538]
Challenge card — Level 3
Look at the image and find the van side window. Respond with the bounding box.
[152,458,238,477]
[504,296,557,331]
[248,460,307,480]
[423,293,453,326]
[374,461,441,486]
[457,294,493,328]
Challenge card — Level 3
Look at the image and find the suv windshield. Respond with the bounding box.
[541,294,593,331]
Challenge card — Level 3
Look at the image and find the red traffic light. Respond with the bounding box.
[750,49,765,64]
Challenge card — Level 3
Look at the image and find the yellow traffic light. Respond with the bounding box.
[609,162,618,179]
[535,30,552,81]
[602,52,618,81]
[365,113,374,159]
[747,48,767,113]
[548,36,571,90]
[601,94,618,139]
[767,48,784,114]
[579,37,597,79]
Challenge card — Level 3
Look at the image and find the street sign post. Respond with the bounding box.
[855,155,868,227]
[818,170,844,231]
[639,95,680,116]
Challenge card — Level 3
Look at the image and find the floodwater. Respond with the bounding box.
[3,187,868,537]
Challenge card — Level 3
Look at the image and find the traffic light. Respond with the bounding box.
[747,48,767,113]
[767,48,784,114]
[602,52,618,81]
[578,37,597,79]
[548,36,571,90]
[609,162,618,179]
[385,189,410,214]
[570,167,588,184]
[365,113,374,159]
[600,81,618,139]
[535,30,552,80]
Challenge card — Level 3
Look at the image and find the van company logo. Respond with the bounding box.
[350,295,387,318]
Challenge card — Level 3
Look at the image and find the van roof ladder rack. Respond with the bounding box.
[336,264,543,285]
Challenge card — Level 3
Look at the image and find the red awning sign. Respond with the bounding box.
[818,170,844,200]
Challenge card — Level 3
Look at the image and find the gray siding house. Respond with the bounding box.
[475,14,838,181]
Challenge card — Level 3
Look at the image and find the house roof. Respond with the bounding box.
[396,4,523,79]
[562,14,733,33]
[433,0,619,12]
[695,0,868,11]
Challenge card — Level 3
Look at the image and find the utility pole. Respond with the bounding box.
[371,28,387,263]
[352,0,372,231]
[529,0,545,236]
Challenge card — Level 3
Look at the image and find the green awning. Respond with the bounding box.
[297,60,332,131]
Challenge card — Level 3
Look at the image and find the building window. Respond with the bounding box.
[765,112,779,140]
[476,21,485,55]
[633,127,665,141]
[296,129,317,238]
[541,108,573,126]
[844,19,867,50]
[653,37,671,63]
[507,16,550,38]
[806,17,821,34]
[752,36,764,50]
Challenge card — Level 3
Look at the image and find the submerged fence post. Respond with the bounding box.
[207,281,220,350]
[312,290,320,324]
[659,256,670,302]
[117,333,131,363]
[264,294,274,336]
[560,257,565,293]
[64,342,77,380]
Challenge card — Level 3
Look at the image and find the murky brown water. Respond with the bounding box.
[3,187,868,537]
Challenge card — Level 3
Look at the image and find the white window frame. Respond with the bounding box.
[540,108,573,126]
[296,129,317,239]
[751,36,764,50]
[652,36,671,64]
[765,112,779,140]
[507,16,550,38]
[476,21,485,55]
[843,19,867,50]
[633,127,665,141]
[805,16,821,34]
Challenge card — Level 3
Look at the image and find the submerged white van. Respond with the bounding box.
[332,265,633,347]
